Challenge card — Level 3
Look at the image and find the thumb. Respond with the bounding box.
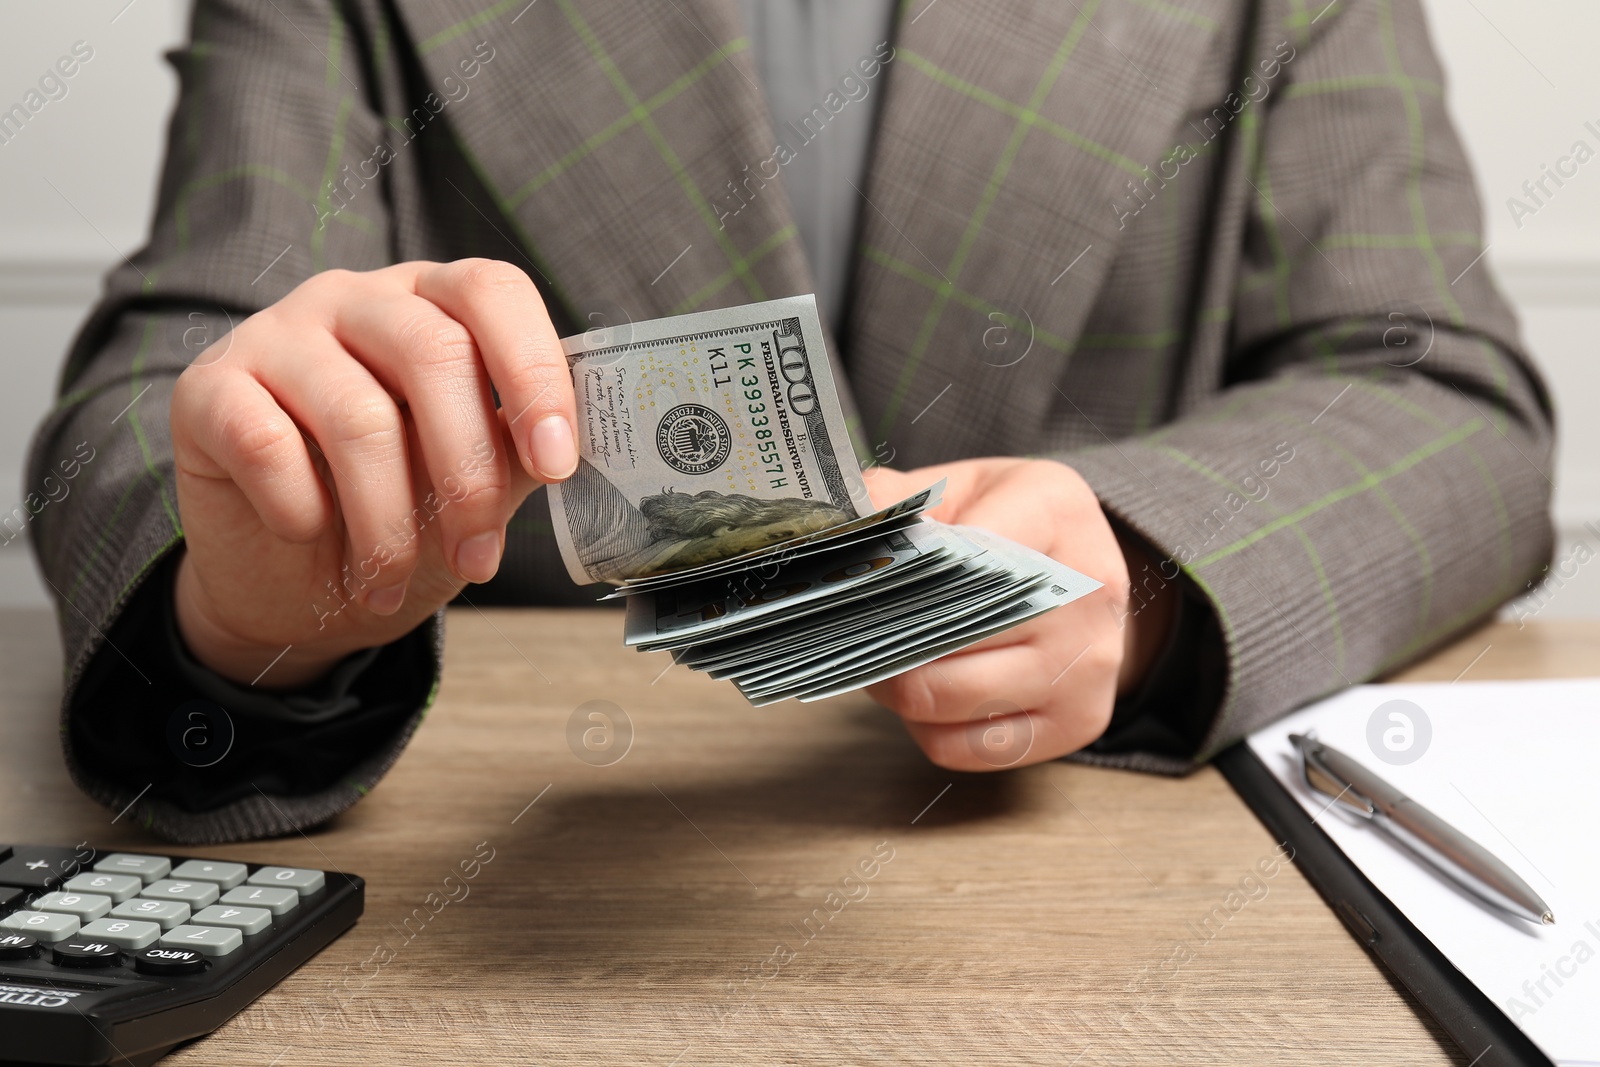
[862,464,915,510]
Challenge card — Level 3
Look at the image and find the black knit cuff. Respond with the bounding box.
[65,550,437,840]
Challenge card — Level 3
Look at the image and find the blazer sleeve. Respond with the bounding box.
[1065,0,1554,773]
[24,0,442,841]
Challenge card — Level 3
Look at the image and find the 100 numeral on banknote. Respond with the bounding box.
[549,296,869,585]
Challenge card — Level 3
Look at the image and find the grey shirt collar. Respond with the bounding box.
[738,0,897,334]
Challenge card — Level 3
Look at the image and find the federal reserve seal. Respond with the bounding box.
[656,403,732,475]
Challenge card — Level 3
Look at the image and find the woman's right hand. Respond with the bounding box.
[169,259,578,687]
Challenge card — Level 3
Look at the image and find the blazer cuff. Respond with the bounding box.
[1082,572,1228,770]
[64,550,442,843]
[1055,465,1231,775]
[161,561,384,725]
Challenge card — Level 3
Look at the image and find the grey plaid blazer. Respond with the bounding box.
[27,0,1553,841]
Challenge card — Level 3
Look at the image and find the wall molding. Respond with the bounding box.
[1495,260,1600,308]
[0,256,108,306]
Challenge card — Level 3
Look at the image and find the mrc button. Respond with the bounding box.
[133,946,207,975]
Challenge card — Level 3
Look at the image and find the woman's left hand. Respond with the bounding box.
[862,457,1175,769]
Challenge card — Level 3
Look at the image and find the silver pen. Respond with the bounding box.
[1289,733,1555,926]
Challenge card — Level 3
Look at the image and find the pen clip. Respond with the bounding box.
[1289,733,1377,818]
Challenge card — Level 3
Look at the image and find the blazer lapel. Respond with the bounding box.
[847,0,1230,464]
[389,0,814,333]
[389,0,1229,468]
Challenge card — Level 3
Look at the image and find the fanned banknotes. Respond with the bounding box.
[549,296,1101,703]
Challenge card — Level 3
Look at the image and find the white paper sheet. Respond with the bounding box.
[1247,678,1600,1065]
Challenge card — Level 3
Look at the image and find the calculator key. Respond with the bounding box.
[220,886,299,915]
[192,905,272,935]
[93,853,171,884]
[159,924,242,957]
[79,918,162,950]
[62,872,144,903]
[0,933,38,960]
[0,886,23,915]
[0,846,94,891]
[53,938,122,968]
[111,899,190,930]
[247,867,325,893]
[170,860,248,890]
[32,892,113,921]
[0,910,79,939]
[133,945,207,975]
[141,880,220,908]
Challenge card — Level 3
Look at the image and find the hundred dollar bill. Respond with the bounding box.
[622,521,969,649]
[610,515,1103,704]
[734,526,1104,705]
[605,478,943,596]
[550,295,873,585]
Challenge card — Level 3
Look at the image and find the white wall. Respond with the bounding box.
[1421,0,1600,524]
[1,0,1596,615]
[1418,0,1600,617]
[0,0,189,606]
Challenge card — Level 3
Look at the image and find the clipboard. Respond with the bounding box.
[1216,741,1554,1067]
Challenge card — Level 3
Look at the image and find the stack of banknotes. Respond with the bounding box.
[549,296,1100,705]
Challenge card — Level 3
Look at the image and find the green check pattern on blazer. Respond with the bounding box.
[27,0,1553,841]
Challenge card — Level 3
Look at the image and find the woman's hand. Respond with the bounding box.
[170,259,576,687]
[863,457,1176,769]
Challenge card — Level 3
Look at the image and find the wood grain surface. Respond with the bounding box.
[2,609,1595,1066]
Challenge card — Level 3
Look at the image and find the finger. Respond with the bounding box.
[414,259,577,483]
[335,292,513,584]
[955,480,1066,555]
[255,333,421,613]
[870,639,1117,766]
[493,405,544,499]
[861,465,914,509]
[171,367,331,543]
[892,458,1021,523]
[954,460,1108,561]
[868,641,1066,725]
[902,707,1102,772]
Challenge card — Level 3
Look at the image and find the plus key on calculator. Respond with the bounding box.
[0,843,364,1066]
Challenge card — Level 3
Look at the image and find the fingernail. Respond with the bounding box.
[456,530,503,584]
[367,583,407,616]
[530,414,578,480]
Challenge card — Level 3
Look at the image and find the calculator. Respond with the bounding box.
[0,843,363,1066]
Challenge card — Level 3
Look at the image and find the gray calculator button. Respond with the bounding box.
[192,905,272,935]
[247,867,324,894]
[0,911,79,939]
[170,860,248,890]
[110,899,190,930]
[63,873,143,903]
[32,892,113,921]
[220,886,298,916]
[78,918,162,950]
[141,880,219,908]
[160,924,242,957]
[93,854,171,884]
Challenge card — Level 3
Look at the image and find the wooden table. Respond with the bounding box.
[2,609,1595,1066]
